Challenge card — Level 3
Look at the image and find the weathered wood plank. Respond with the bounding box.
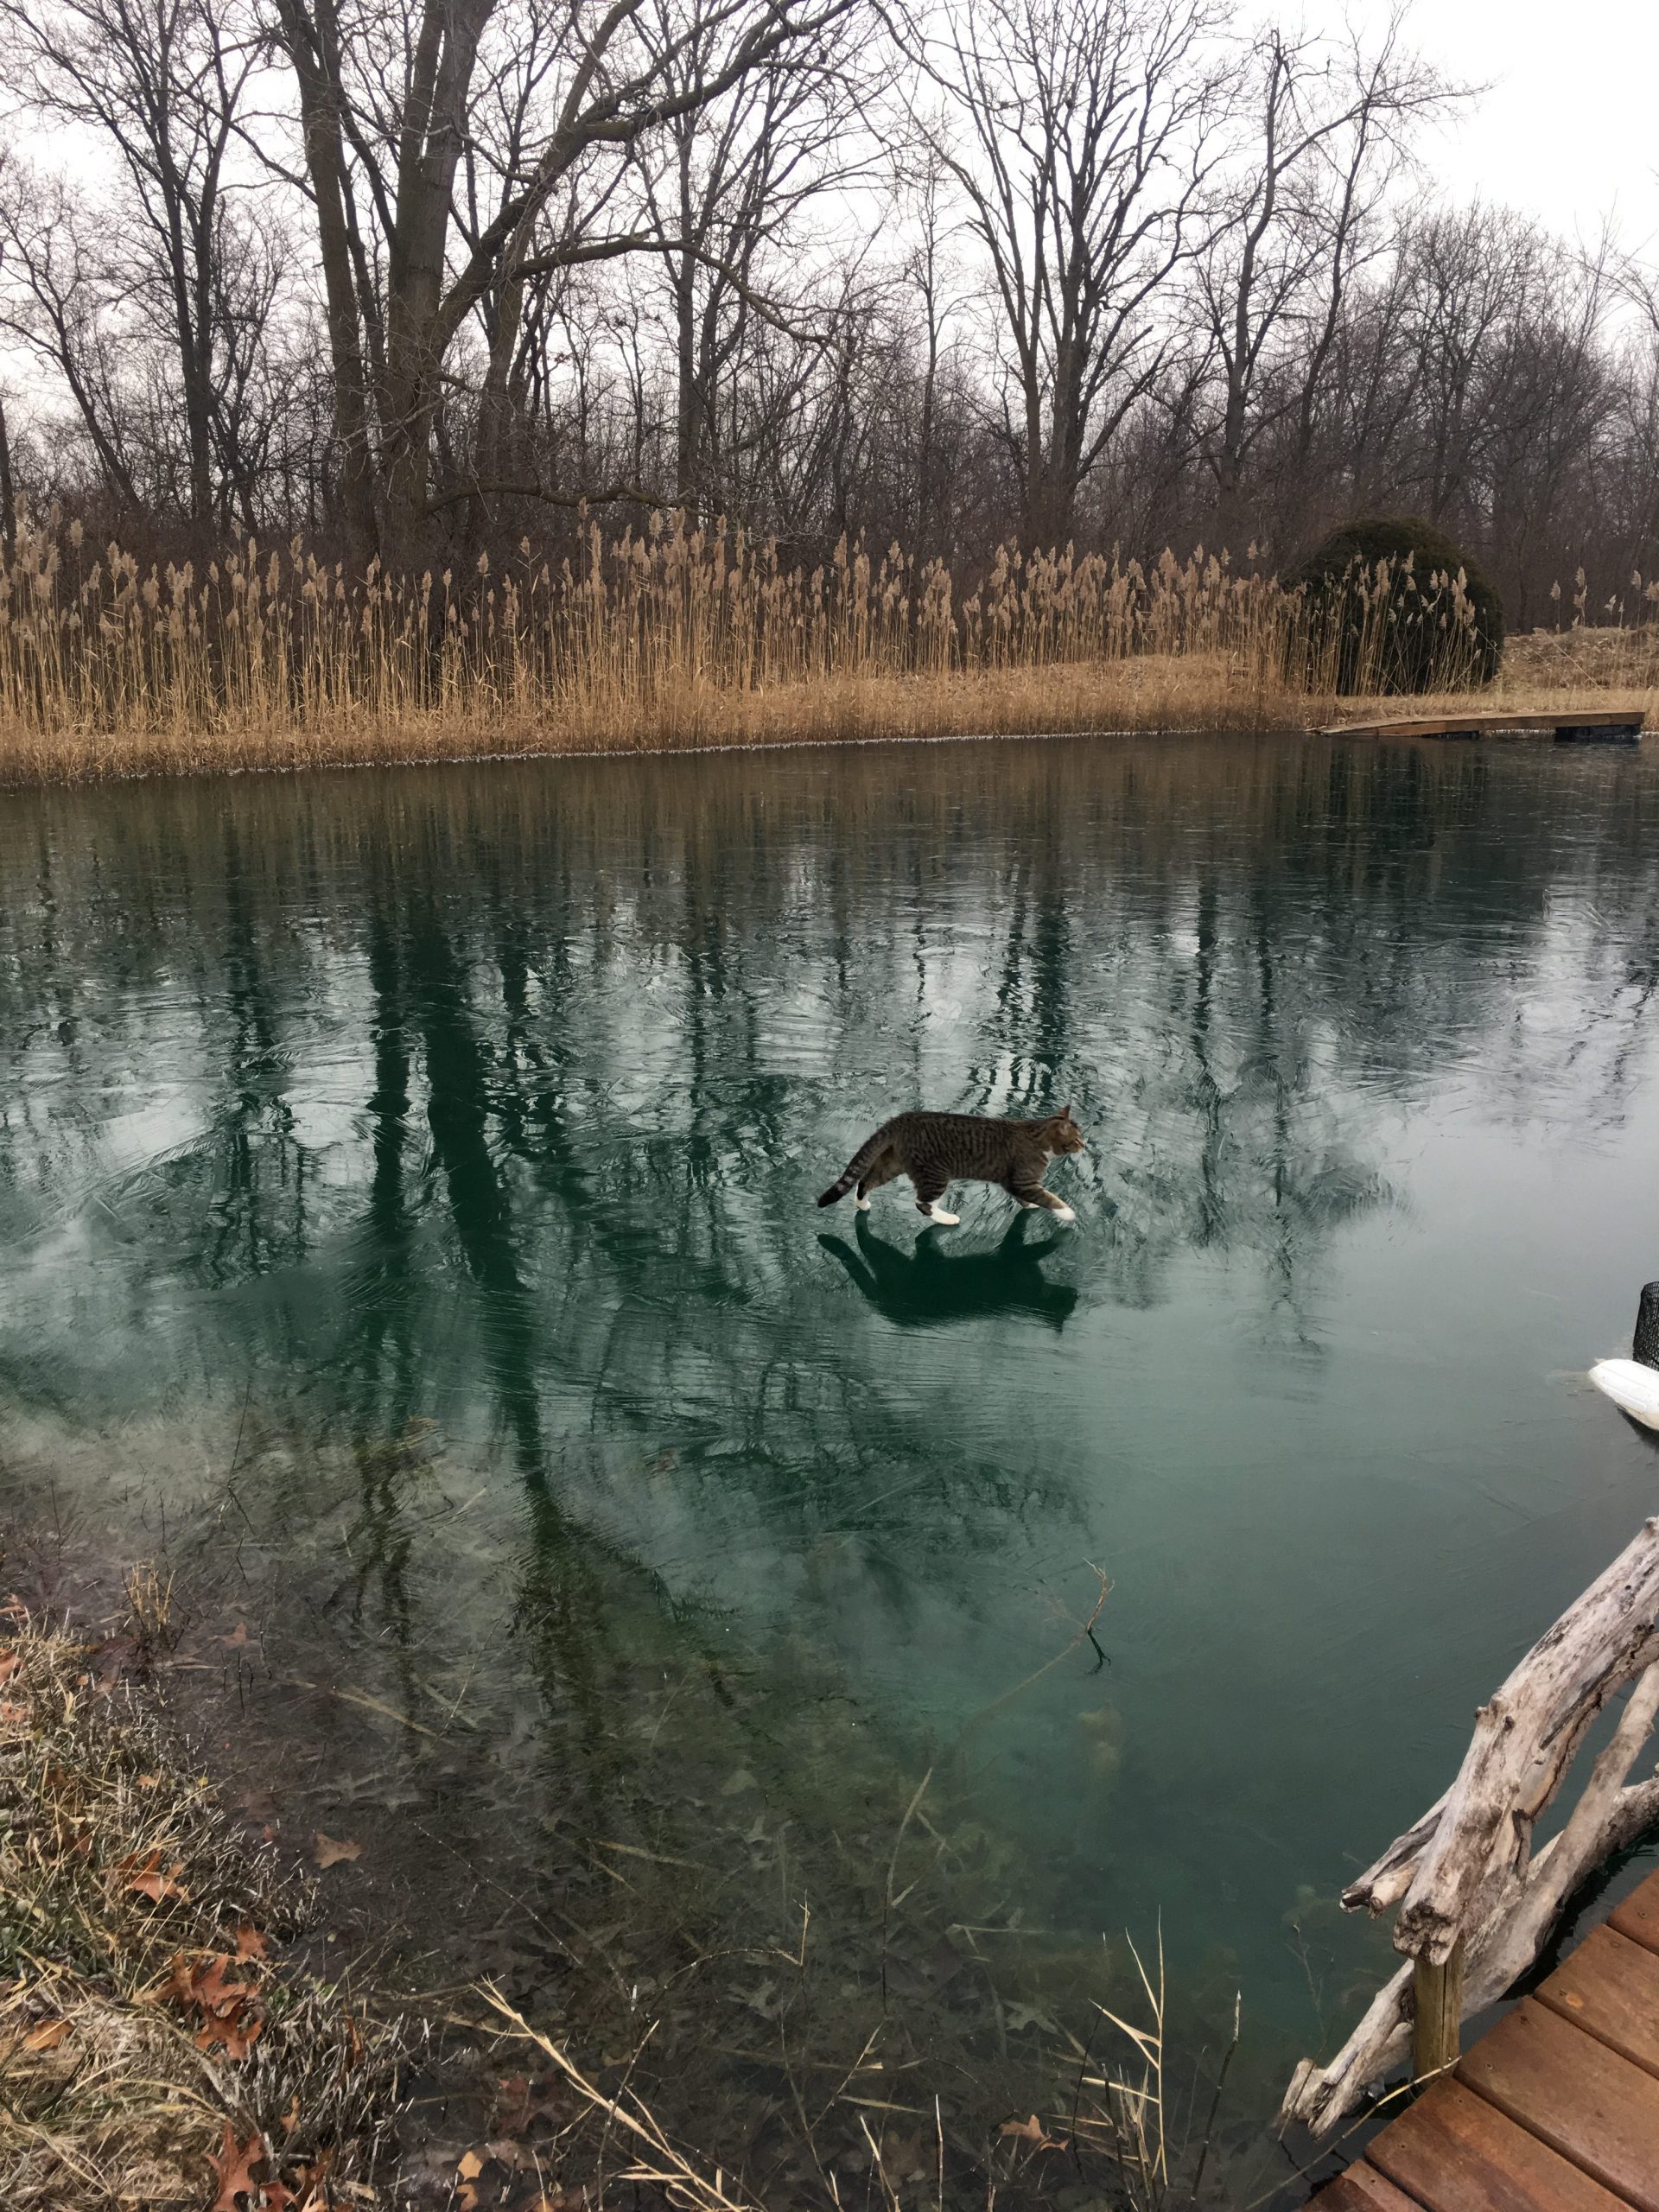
[1314,2161,1427,2212]
[1458,1997,1659,2212]
[1365,2077,1630,2212]
[1325,709,1648,740]
[1413,1941,1465,2078]
[1607,1866,1659,1956]
[1345,1523,1659,1952]
[1536,1923,1659,2078]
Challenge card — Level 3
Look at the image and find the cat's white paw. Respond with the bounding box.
[1052,1203,1076,1223]
[925,1206,960,1226]
[855,1195,871,1211]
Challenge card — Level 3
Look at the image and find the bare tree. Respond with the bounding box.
[1195,13,1448,551]
[912,0,1228,550]
[0,0,1652,611]
[0,385,16,558]
[270,0,861,563]
[1397,205,1534,528]
[623,0,871,514]
[889,142,971,560]
[0,0,265,528]
[0,163,147,510]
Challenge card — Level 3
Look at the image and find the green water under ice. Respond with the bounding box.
[3,730,1659,2183]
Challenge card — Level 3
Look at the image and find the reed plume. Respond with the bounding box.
[1,511,1652,785]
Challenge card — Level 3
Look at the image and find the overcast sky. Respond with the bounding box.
[1300,0,1659,248]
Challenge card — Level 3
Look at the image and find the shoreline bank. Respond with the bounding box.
[3,664,1654,796]
[0,1605,408,2211]
[0,662,1300,790]
[0,1563,767,2212]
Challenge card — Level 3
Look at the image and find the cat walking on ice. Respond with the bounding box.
[817,1107,1084,1226]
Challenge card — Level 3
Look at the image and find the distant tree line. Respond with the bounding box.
[1,0,1656,627]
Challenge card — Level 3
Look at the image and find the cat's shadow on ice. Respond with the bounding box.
[817,1211,1078,1332]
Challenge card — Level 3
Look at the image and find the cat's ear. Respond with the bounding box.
[1060,1103,1074,1120]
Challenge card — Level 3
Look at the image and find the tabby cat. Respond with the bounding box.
[817,1107,1084,1225]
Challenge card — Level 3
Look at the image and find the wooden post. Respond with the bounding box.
[1412,1937,1465,2082]
[1281,1518,1659,2139]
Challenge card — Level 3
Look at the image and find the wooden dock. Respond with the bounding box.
[1315,1866,1659,2212]
[1323,709,1647,741]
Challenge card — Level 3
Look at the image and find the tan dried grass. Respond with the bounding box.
[0,1607,402,2210]
[4,513,1621,788]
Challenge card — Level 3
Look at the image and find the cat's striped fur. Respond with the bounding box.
[817,1107,1084,1225]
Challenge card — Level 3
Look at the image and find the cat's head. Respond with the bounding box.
[1046,1105,1085,1154]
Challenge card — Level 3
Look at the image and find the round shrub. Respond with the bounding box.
[1287,517,1505,695]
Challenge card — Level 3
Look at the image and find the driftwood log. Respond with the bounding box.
[1281,1515,1659,2138]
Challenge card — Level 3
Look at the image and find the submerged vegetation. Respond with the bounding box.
[6,737,1658,2203]
[0,1524,1269,2211]
[0,512,1655,785]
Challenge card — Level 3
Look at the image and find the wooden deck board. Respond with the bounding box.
[1316,2164,1425,2211]
[1457,1999,1659,2211]
[1609,1872,1659,1955]
[1366,2078,1629,2212]
[1322,709,1647,741]
[1535,1924,1659,2079]
[1312,1868,1659,2211]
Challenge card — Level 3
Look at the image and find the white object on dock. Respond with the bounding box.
[1590,1358,1659,1430]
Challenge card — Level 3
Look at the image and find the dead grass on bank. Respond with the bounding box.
[7,641,1655,790]
[0,1609,404,2210]
[11,512,1634,787]
[0,655,1307,787]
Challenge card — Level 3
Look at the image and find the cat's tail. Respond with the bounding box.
[817,1128,887,1207]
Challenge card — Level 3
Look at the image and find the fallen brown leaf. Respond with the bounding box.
[999,2113,1061,2149]
[490,2074,562,2135]
[196,1999,264,2060]
[0,1700,28,1725]
[312,1831,361,1869]
[289,2145,334,2204]
[156,1951,266,2058]
[232,1921,270,1959]
[192,1955,257,2013]
[0,1649,19,1684]
[116,1847,188,1903]
[208,2120,293,2210]
[456,2145,489,2212]
[156,1955,194,2007]
[22,2018,71,2051]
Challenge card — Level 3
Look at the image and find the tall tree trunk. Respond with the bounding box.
[0,392,14,560]
[674,254,700,508]
[378,0,493,568]
[275,0,380,562]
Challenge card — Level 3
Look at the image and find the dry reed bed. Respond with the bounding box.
[0,659,1293,785]
[0,1605,403,2211]
[4,516,1642,786]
